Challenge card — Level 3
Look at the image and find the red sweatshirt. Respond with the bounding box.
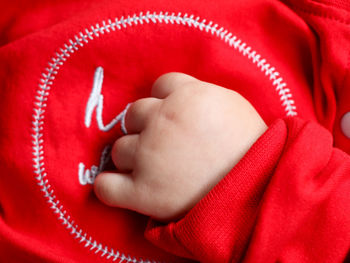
[0,0,349,262]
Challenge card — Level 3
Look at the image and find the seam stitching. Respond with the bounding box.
[31,11,297,262]
[292,5,350,25]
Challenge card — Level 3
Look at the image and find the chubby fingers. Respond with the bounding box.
[94,171,139,210]
[94,134,140,210]
[111,134,138,171]
[151,72,199,99]
[94,73,202,215]
[124,98,160,134]
[124,72,199,134]
[99,97,162,180]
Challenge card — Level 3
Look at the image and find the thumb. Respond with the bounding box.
[94,172,137,211]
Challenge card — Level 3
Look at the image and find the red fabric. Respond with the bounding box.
[146,118,350,262]
[0,0,349,262]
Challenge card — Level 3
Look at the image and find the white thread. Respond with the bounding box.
[32,11,298,262]
[85,67,130,132]
[78,145,111,185]
[121,103,132,135]
[85,67,103,128]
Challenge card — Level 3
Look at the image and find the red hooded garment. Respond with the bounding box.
[0,0,349,262]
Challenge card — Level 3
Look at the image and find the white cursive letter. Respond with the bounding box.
[84,66,130,133]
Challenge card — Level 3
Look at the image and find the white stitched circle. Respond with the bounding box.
[31,11,298,262]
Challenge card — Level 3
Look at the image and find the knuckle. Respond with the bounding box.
[155,72,183,86]
[113,137,125,152]
[152,72,198,95]
[159,104,178,123]
[111,137,129,164]
[128,99,144,116]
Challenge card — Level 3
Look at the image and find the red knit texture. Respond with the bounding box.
[146,118,350,262]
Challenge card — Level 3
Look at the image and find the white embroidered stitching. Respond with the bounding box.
[79,145,111,185]
[32,11,298,263]
[80,68,131,186]
[85,67,130,132]
[121,103,132,135]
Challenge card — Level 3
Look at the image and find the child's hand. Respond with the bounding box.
[94,73,267,221]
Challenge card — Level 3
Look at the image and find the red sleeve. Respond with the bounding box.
[144,118,350,263]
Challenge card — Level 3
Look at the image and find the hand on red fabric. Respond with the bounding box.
[94,73,267,221]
